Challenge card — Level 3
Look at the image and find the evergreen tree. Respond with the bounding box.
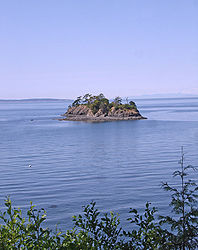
[160,147,198,249]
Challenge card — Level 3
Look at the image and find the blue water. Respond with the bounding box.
[0,98,198,230]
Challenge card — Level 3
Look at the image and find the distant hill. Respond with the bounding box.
[0,98,73,102]
[125,93,198,99]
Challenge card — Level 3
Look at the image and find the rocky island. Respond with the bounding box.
[61,93,146,121]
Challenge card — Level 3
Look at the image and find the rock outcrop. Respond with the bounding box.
[62,105,146,121]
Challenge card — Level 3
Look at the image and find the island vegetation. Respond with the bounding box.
[71,93,137,114]
[62,93,146,121]
[0,150,197,249]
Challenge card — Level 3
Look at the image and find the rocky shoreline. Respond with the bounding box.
[61,105,146,122]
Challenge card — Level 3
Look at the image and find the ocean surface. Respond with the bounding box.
[0,97,198,230]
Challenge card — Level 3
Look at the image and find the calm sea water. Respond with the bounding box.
[0,97,198,230]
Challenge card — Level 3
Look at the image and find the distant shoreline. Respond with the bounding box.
[0,98,72,102]
[0,96,197,102]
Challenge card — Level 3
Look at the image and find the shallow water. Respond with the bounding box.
[0,97,198,229]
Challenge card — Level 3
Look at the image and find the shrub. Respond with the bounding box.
[0,199,57,249]
[122,202,167,249]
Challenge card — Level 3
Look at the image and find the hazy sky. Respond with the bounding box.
[0,0,197,99]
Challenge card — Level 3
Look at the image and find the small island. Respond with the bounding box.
[61,93,147,121]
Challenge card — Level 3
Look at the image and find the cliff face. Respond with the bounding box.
[63,105,146,121]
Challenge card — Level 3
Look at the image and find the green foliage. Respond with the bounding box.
[123,104,132,110]
[160,147,198,249]
[123,202,168,249]
[72,201,122,249]
[113,96,122,106]
[129,101,137,109]
[72,96,82,106]
[71,93,138,114]
[0,198,58,249]
[0,199,123,249]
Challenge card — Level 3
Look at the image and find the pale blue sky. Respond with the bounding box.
[0,0,197,99]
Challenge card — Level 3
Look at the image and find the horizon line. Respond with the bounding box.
[1,95,198,102]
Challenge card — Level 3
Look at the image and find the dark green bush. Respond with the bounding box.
[122,203,167,249]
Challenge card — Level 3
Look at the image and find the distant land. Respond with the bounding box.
[127,93,198,99]
[0,94,198,102]
[0,98,73,102]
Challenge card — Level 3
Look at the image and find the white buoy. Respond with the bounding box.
[29,165,32,168]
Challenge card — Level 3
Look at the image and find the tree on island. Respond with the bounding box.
[71,93,138,115]
[113,96,122,105]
